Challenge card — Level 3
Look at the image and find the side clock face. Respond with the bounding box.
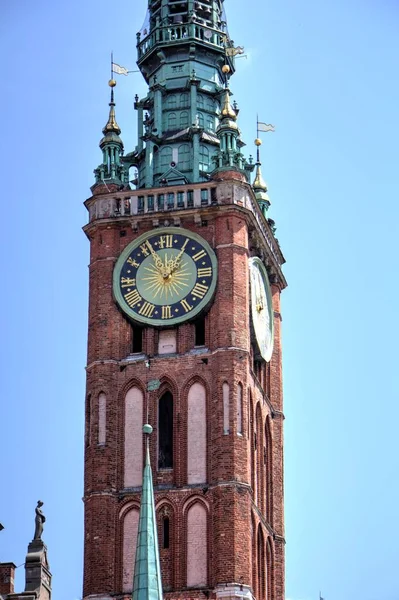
[249,257,274,362]
[113,227,218,326]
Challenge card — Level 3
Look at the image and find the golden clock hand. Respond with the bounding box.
[146,240,164,272]
[168,238,189,274]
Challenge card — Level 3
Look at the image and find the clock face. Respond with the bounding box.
[249,257,274,362]
[113,227,218,326]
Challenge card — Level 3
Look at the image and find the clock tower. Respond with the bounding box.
[83,2,287,600]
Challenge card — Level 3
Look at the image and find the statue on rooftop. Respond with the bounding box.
[33,501,46,541]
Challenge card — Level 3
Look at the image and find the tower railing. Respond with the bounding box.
[86,181,284,267]
[137,23,227,59]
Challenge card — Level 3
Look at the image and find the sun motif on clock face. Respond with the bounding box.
[113,227,218,326]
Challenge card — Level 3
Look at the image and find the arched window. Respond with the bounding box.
[122,508,140,592]
[197,112,204,128]
[197,94,204,109]
[265,417,273,524]
[160,146,173,170]
[98,392,106,445]
[266,538,273,600]
[223,382,229,434]
[206,115,214,131]
[167,95,177,108]
[237,383,243,435]
[180,111,189,128]
[168,112,177,130]
[199,144,209,172]
[187,502,207,586]
[187,382,207,483]
[180,93,189,107]
[163,517,170,549]
[256,403,264,509]
[124,387,144,487]
[257,526,266,600]
[159,392,173,469]
[178,144,190,171]
[206,97,214,111]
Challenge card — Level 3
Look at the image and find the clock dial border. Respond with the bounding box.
[249,256,274,362]
[113,227,218,327]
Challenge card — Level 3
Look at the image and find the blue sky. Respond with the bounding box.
[1,1,398,600]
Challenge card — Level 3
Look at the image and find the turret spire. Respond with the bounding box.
[132,425,163,600]
[252,138,271,216]
[93,80,128,191]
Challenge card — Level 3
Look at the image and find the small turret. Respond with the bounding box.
[212,65,254,180]
[252,138,271,216]
[93,80,129,192]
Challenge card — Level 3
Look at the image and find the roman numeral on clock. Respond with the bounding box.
[192,249,207,262]
[138,302,155,318]
[160,305,172,319]
[127,257,139,268]
[121,277,136,288]
[159,235,173,249]
[197,267,212,278]
[180,299,193,313]
[124,289,141,307]
[191,282,209,299]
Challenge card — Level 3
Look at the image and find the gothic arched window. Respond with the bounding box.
[159,391,173,468]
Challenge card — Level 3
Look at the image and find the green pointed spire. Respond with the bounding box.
[132,424,163,600]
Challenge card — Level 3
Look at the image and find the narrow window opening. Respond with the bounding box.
[163,517,170,549]
[194,318,206,346]
[85,394,91,447]
[132,327,143,353]
[159,392,173,469]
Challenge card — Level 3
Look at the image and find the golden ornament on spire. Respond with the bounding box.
[221,88,237,120]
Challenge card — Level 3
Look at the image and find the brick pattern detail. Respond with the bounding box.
[0,563,16,596]
[83,195,285,600]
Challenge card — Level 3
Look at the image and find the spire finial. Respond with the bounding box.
[132,425,163,600]
[102,79,121,136]
[253,138,267,192]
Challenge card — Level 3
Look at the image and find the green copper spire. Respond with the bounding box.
[252,139,271,217]
[132,425,163,600]
[93,80,129,190]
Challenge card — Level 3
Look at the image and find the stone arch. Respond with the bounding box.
[124,385,144,487]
